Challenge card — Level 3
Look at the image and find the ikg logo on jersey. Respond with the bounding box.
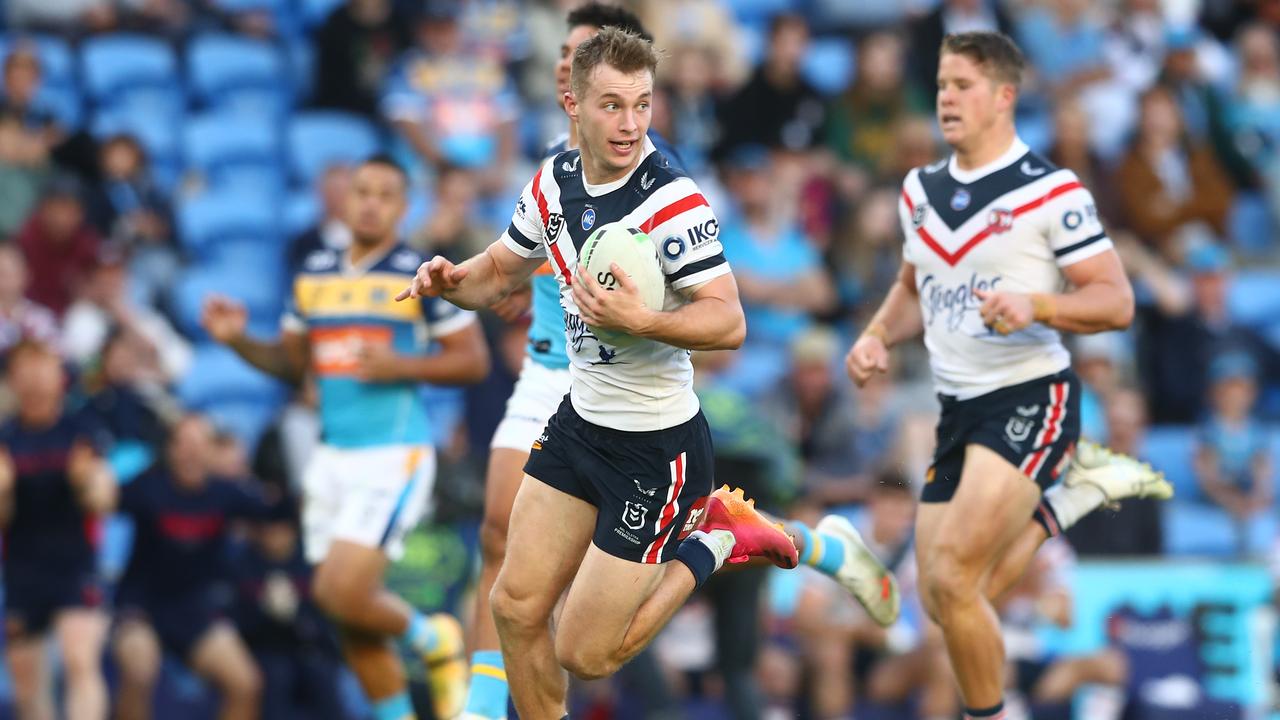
[919,272,1003,331]
[686,218,718,247]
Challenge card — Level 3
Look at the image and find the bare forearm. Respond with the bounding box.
[636,296,745,351]
[866,278,923,347]
[74,466,118,515]
[441,248,519,310]
[381,352,491,386]
[228,336,303,383]
[1037,278,1134,334]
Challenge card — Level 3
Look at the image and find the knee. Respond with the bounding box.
[61,644,104,682]
[923,554,982,620]
[488,579,547,632]
[478,514,509,567]
[312,570,359,621]
[221,664,264,703]
[1099,647,1130,685]
[116,633,161,687]
[555,642,616,682]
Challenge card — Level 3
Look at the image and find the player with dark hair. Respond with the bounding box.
[845,31,1172,720]
[203,154,490,720]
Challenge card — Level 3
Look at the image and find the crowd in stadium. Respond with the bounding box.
[0,0,1278,718]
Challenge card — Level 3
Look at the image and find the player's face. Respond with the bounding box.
[346,164,407,246]
[570,64,653,177]
[936,52,1013,150]
[557,24,598,107]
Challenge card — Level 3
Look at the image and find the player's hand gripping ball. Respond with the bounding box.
[572,223,666,345]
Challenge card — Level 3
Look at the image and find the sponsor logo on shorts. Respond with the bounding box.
[677,496,709,540]
[613,526,642,545]
[632,479,657,497]
[531,432,549,451]
[622,501,648,530]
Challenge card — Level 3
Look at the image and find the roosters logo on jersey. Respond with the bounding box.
[919,272,1003,331]
[986,208,1014,234]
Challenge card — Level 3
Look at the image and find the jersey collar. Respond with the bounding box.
[582,136,656,197]
[947,136,1029,184]
[342,242,397,277]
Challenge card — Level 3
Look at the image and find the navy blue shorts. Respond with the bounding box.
[924,370,1081,504]
[116,585,225,661]
[4,568,103,640]
[524,398,714,564]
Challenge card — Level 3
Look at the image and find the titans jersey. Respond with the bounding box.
[900,137,1112,398]
[282,245,475,448]
[501,136,729,431]
[526,131,687,371]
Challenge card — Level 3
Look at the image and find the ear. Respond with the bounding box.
[564,91,579,122]
[998,83,1018,113]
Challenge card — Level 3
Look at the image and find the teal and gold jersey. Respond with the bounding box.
[282,245,474,449]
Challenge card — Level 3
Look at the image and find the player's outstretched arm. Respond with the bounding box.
[397,240,543,311]
[201,296,308,384]
[977,250,1134,336]
[847,262,923,387]
[355,322,491,385]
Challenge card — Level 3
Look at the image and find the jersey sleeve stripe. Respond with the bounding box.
[640,193,710,234]
[505,222,537,250]
[1052,232,1107,257]
[666,254,726,282]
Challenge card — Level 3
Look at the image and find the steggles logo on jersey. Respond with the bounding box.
[986,208,1014,235]
[919,272,1002,331]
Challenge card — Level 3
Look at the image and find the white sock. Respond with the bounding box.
[1044,482,1107,530]
[688,529,735,571]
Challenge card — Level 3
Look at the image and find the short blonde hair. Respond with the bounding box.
[570,25,660,99]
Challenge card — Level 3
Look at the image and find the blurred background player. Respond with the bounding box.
[0,342,115,720]
[202,154,490,720]
[846,31,1171,720]
[111,414,280,720]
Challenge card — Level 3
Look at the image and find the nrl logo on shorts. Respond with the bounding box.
[622,501,648,530]
[1005,415,1035,444]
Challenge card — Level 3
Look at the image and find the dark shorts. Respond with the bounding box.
[524,397,714,564]
[924,369,1081,504]
[116,586,226,661]
[1015,658,1053,696]
[4,568,103,641]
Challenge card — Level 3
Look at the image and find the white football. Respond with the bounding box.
[576,222,665,345]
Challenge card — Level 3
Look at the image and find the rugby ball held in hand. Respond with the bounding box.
[576,223,665,345]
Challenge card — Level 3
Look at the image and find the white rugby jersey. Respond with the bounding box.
[899,137,1112,399]
[500,136,730,431]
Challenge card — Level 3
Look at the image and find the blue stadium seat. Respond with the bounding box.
[80,34,179,102]
[1140,425,1197,501]
[204,399,282,452]
[284,190,319,238]
[723,0,795,24]
[1162,500,1276,557]
[287,111,381,186]
[1226,270,1280,328]
[176,189,280,259]
[177,343,286,411]
[187,33,289,117]
[171,261,284,338]
[183,111,282,195]
[1228,191,1275,257]
[801,37,855,96]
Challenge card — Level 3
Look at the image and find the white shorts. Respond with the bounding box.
[490,356,572,452]
[301,443,435,564]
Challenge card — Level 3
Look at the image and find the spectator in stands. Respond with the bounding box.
[5,0,114,33]
[252,377,320,498]
[763,327,895,506]
[0,46,57,237]
[654,41,721,176]
[830,186,903,320]
[0,342,116,720]
[825,31,930,178]
[1072,331,1127,441]
[907,0,1015,97]
[1230,22,1280,221]
[87,134,176,309]
[112,414,275,720]
[790,474,953,720]
[382,3,518,190]
[232,505,345,720]
[714,14,825,158]
[1132,240,1280,423]
[83,327,171,449]
[62,248,192,383]
[636,0,747,90]
[1116,86,1233,255]
[998,537,1129,719]
[16,175,101,317]
[286,164,352,279]
[1047,95,1122,224]
[1194,352,1274,551]
[720,145,835,359]
[0,243,59,362]
[411,163,490,261]
[1066,387,1165,555]
[1016,0,1111,100]
[311,0,413,118]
